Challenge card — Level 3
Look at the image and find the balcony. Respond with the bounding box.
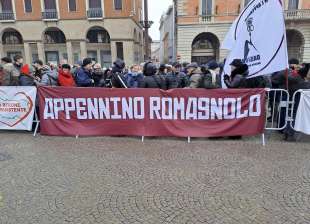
[0,11,15,21]
[285,9,310,20]
[87,8,103,19]
[42,10,58,20]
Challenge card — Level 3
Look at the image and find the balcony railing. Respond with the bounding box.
[0,11,15,21]
[87,8,103,19]
[42,10,58,20]
[285,9,310,20]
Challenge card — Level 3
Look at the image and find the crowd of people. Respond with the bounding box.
[1,55,309,92]
[0,54,310,141]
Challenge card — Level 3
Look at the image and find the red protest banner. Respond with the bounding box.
[38,87,266,137]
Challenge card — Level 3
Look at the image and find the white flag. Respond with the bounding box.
[222,0,288,80]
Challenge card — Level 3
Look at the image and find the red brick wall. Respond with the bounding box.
[59,0,86,19]
[15,0,42,20]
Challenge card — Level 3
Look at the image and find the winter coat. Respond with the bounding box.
[199,69,221,89]
[139,75,166,89]
[75,68,93,87]
[224,64,249,89]
[19,64,35,86]
[40,68,59,86]
[166,71,188,89]
[92,69,105,87]
[188,68,203,88]
[58,69,76,87]
[125,72,144,88]
[2,63,20,86]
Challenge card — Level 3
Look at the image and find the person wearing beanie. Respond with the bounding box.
[224,59,248,88]
[58,64,76,87]
[186,62,203,88]
[166,62,188,89]
[140,62,166,89]
[19,64,35,86]
[75,58,94,87]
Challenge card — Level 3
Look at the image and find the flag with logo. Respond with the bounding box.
[222,0,288,81]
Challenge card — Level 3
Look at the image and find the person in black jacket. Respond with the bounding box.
[166,62,188,89]
[224,59,248,89]
[139,62,166,89]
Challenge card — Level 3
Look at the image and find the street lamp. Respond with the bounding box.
[140,0,153,61]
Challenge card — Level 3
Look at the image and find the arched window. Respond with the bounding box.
[191,32,220,65]
[86,27,110,43]
[44,28,66,44]
[2,30,23,44]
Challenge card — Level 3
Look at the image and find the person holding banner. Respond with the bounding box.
[75,58,95,87]
[224,59,248,89]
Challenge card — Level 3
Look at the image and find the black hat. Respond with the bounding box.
[143,62,157,76]
[289,58,299,65]
[1,57,12,63]
[172,62,181,68]
[62,64,71,70]
[230,59,243,68]
[33,59,43,66]
[208,60,219,70]
[113,58,125,70]
[186,62,198,69]
[82,58,92,67]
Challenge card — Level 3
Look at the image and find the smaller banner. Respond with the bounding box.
[39,87,266,137]
[294,91,310,135]
[0,86,37,131]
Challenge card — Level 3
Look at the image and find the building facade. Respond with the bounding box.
[159,5,176,63]
[175,0,310,64]
[0,0,144,67]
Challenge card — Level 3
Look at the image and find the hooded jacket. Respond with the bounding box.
[188,67,202,88]
[2,63,20,86]
[58,69,76,87]
[19,64,35,86]
[224,64,248,88]
[40,67,59,86]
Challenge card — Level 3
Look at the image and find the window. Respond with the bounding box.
[2,31,23,45]
[1,0,13,11]
[288,0,299,10]
[116,42,124,60]
[114,0,122,10]
[44,31,66,44]
[87,51,97,62]
[24,0,32,12]
[44,0,56,10]
[89,0,101,8]
[201,0,212,15]
[69,0,76,11]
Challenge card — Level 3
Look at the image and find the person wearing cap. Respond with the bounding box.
[75,58,94,87]
[224,59,248,88]
[58,64,76,87]
[19,64,35,86]
[166,62,188,89]
[187,62,203,88]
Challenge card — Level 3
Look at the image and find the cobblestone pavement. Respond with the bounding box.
[0,132,310,224]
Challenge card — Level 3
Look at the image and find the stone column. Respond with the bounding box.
[110,41,117,63]
[0,43,4,59]
[66,41,73,65]
[23,42,32,64]
[123,41,135,66]
[37,42,45,62]
[80,41,87,59]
